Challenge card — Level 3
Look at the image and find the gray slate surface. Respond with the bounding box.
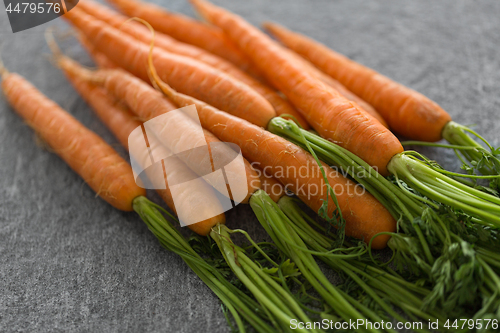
[1,0,499,332]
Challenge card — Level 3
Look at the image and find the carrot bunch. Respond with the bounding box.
[43,35,340,330]
[57,25,401,325]
[4,0,500,331]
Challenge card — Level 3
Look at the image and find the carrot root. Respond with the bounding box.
[0,57,9,78]
[46,31,105,86]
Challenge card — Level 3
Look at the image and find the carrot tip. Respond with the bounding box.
[261,22,272,30]
[189,0,209,21]
[45,28,64,62]
[0,47,9,78]
[44,29,101,85]
[261,22,278,37]
[0,61,8,79]
[57,28,79,41]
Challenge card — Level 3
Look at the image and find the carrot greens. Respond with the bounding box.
[268,117,500,227]
[210,222,324,333]
[403,121,500,191]
[250,190,392,333]
[133,196,279,333]
[268,117,500,324]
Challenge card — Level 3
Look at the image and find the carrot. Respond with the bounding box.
[104,0,265,80]
[264,22,500,179]
[0,68,145,212]
[264,22,450,142]
[63,7,276,129]
[56,56,226,235]
[279,44,387,127]
[54,54,261,205]
[148,61,396,249]
[190,0,402,176]
[64,73,136,150]
[76,0,309,129]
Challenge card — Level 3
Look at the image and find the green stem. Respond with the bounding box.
[401,141,481,150]
[250,191,375,329]
[278,197,332,248]
[279,196,435,312]
[413,223,435,265]
[132,196,274,333]
[210,224,320,333]
[239,253,314,324]
[478,257,500,291]
[337,289,396,333]
[336,260,409,325]
[442,121,500,176]
[388,154,500,225]
[226,229,279,267]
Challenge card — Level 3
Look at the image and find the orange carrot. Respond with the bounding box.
[77,0,309,128]
[0,69,145,212]
[264,22,452,142]
[284,48,388,127]
[63,8,276,128]
[105,0,265,80]
[191,0,403,176]
[149,63,396,249]
[55,56,261,205]
[57,57,225,235]
[270,39,386,126]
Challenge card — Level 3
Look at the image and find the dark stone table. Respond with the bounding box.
[1,1,499,332]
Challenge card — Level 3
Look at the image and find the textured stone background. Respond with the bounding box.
[1,1,499,332]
